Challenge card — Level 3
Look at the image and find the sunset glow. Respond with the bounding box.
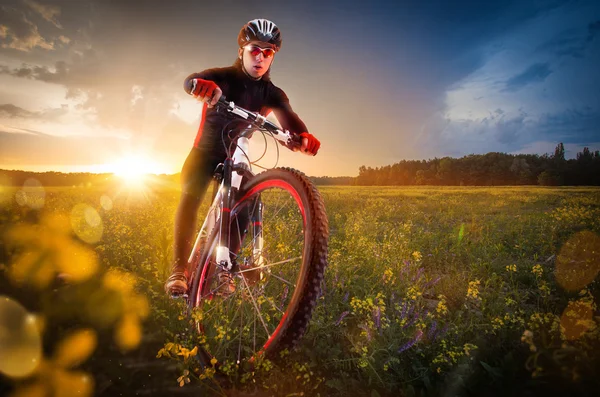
[112,155,166,181]
[0,0,598,176]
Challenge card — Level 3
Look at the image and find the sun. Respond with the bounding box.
[112,154,162,183]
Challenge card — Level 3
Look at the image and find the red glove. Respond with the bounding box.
[299,132,320,155]
[190,78,219,100]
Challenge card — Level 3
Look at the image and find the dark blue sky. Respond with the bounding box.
[0,0,598,175]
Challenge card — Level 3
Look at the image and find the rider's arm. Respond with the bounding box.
[183,70,218,95]
[267,86,320,155]
[184,69,224,107]
[266,86,309,136]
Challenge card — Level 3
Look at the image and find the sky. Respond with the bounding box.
[0,0,599,177]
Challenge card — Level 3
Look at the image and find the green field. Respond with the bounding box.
[1,184,599,396]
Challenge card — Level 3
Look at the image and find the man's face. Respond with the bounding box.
[239,41,276,78]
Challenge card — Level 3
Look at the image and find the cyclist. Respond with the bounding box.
[165,18,321,296]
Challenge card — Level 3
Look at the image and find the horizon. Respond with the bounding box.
[1,0,599,176]
[0,141,594,178]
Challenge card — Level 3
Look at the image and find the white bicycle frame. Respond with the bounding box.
[187,114,295,273]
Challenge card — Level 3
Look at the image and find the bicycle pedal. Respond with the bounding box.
[168,292,189,300]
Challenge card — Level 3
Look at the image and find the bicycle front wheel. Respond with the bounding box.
[189,167,328,367]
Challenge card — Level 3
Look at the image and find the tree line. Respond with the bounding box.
[354,143,600,186]
[1,143,598,187]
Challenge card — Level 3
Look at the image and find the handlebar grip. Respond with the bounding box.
[289,133,303,150]
[215,94,229,108]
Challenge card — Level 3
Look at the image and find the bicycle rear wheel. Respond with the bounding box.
[189,167,328,367]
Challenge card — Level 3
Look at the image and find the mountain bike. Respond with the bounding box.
[185,95,329,368]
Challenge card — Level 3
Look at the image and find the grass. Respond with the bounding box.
[1,183,599,396]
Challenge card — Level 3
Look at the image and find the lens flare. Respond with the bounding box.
[70,204,103,244]
[560,300,596,340]
[0,296,42,378]
[555,231,600,291]
[100,195,113,211]
[15,179,45,209]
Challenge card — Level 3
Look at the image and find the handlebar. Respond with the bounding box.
[214,95,303,149]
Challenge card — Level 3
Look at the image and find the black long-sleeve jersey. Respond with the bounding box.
[183,61,308,158]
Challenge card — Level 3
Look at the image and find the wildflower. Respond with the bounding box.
[383,267,394,284]
[397,329,423,353]
[505,264,517,273]
[436,295,448,316]
[532,264,543,278]
[423,276,441,290]
[427,320,438,341]
[335,311,349,326]
[177,369,190,387]
[358,324,372,342]
[412,267,424,282]
[505,297,517,306]
[407,285,422,300]
[491,317,504,330]
[538,281,551,297]
[412,251,422,262]
[463,343,478,357]
[466,279,481,300]
[373,307,381,329]
[280,285,289,309]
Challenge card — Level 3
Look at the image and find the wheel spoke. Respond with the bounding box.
[240,273,271,339]
[191,172,326,365]
[236,256,302,273]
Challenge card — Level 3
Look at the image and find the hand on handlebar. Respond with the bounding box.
[294,132,320,156]
[191,78,222,108]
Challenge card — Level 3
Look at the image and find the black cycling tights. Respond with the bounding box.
[172,192,202,272]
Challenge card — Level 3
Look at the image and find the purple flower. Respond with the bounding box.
[436,324,449,340]
[397,330,423,353]
[398,301,409,321]
[279,285,289,309]
[423,276,441,290]
[412,267,424,282]
[335,311,349,326]
[343,291,349,302]
[373,307,381,329]
[427,321,438,341]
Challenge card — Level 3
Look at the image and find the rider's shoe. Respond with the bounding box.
[164,267,189,297]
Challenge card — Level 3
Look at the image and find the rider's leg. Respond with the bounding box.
[165,148,215,295]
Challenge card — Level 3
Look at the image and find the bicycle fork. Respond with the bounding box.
[188,136,264,273]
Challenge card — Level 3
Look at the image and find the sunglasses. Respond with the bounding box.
[244,45,276,58]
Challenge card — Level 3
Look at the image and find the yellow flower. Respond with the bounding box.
[466,279,481,300]
[436,295,448,316]
[505,264,517,273]
[412,251,422,262]
[532,264,543,277]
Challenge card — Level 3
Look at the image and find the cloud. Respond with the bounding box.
[535,19,600,59]
[503,63,553,92]
[0,104,34,118]
[22,0,63,29]
[0,61,68,83]
[0,102,69,121]
[0,128,119,165]
[0,4,53,51]
[511,140,600,159]
[417,105,600,158]
[586,20,600,41]
[537,108,600,142]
